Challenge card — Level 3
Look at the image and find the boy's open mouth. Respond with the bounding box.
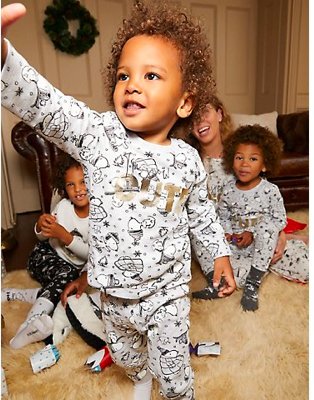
[124,101,144,110]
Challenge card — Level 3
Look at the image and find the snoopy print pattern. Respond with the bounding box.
[1,43,231,300]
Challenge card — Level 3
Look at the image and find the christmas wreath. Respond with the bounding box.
[43,0,99,56]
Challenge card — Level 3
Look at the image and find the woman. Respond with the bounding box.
[187,95,308,299]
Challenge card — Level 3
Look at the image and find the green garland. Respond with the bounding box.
[43,0,99,56]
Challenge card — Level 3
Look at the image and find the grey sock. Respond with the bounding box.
[241,266,266,312]
[192,271,219,300]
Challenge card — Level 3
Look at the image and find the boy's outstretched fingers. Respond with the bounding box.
[1,3,26,65]
[1,3,26,32]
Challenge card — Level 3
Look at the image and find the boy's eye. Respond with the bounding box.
[250,157,258,162]
[235,156,242,161]
[145,72,160,80]
[117,73,128,81]
[66,182,74,187]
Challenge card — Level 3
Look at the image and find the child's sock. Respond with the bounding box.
[1,287,40,303]
[10,314,54,349]
[10,297,54,349]
[241,266,266,312]
[133,371,153,400]
[192,271,219,300]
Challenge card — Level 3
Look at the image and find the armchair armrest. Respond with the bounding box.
[11,122,65,213]
[277,111,309,154]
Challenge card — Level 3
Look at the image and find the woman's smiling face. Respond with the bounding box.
[192,104,222,146]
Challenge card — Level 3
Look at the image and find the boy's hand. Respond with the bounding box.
[1,3,26,65]
[233,231,253,248]
[37,213,56,231]
[1,3,26,32]
[212,256,236,297]
[61,272,88,307]
[41,220,73,246]
[225,233,233,242]
[38,213,73,246]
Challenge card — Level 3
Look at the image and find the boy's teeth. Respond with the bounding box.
[127,103,141,109]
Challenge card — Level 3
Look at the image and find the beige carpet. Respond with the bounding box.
[1,209,309,399]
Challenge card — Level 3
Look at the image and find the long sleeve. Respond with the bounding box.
[34,223,48,242]
[49,199,89,266]
[266,184,287,231]
[187,157,231,267]
[217,179,287,234]
[217,194,233,234]
[2,42,231,299]
[65,235,89,260]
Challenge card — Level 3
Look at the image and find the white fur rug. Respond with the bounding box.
[1,209,309,399]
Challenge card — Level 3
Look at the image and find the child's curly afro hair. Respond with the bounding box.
[105,0,215,136]
[53,152,83,199]
[223,124,283,177]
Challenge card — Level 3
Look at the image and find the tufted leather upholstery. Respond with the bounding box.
[268,111,309,210]
[11,122,66,213]
[11,111,309,212]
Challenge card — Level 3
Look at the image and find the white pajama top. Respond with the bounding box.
[1,42,231,299]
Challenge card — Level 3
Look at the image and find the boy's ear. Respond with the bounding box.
[176,92,194,119]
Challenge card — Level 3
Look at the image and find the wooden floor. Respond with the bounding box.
[2,211,41,273]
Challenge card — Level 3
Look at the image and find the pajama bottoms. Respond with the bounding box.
[269,239,309,283]
[27,241,81,306]
[203,220,308,287]
[101,288,194,399]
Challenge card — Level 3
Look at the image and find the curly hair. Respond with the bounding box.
[223,124,283,177]
[53,153,83,199]
[185,94,234,153]
[104,0,215,136]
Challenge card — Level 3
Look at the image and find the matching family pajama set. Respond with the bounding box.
[2,42,231,400]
